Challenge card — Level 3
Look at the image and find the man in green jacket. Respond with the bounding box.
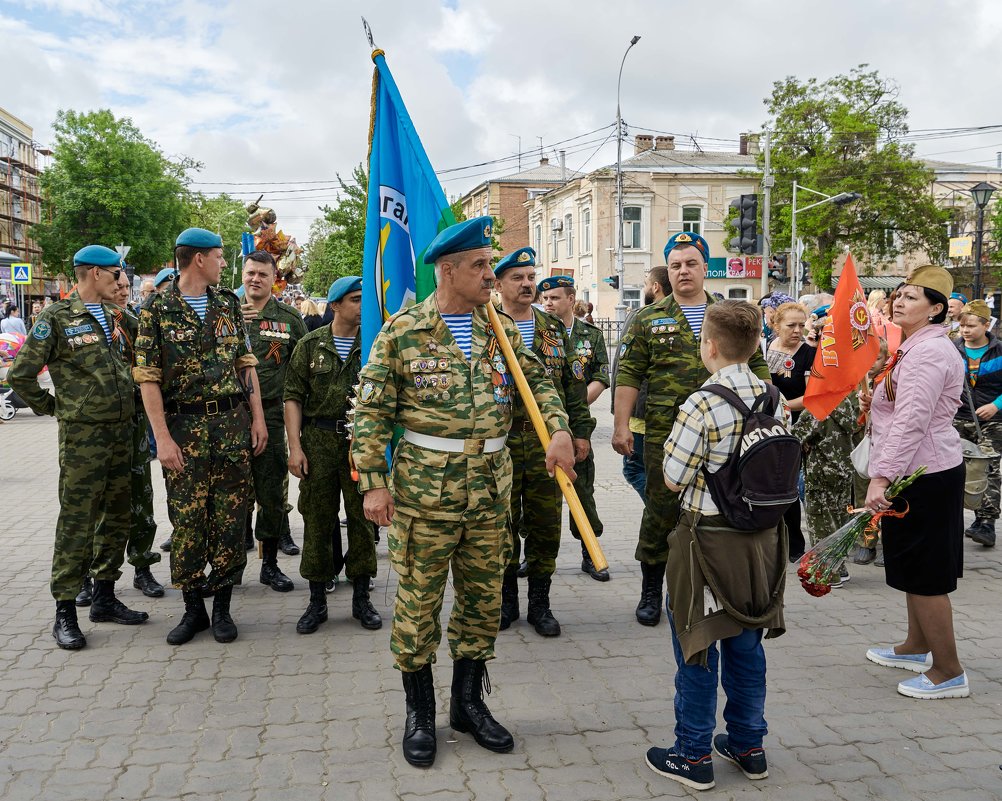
[8,245,149,650]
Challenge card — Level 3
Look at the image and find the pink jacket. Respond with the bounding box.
[869,323,964,479]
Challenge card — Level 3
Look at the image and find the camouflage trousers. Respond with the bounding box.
[51,420,132,601]
[250,413,289,542]
[163,406,251,591]
[93,409,160,570]
[804,477,853,547]
[506,430,561,577]
[389,511,513,672]
[569,448,604,543]
[635,436,681,565]
[298,426,375,582]
[955,419,1002,520]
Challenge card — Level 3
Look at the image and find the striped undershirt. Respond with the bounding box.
[83,303,111,343]
[441,312,473,359]
[679,304,707,340]
[332,335,354,361]
[515,318,535,349]
[183,294,208,322]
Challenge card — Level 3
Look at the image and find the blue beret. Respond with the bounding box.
[73,245,122,267]
[538,275,574,292]
[153,267,176,287]
[424,216,493,264]
[175,227,223,249]
[495,247,536,277]
[328,275,362,303]
[234,284,246,298]
[813,304,831,318]
[664,231,710,263]
[951,292,969,303]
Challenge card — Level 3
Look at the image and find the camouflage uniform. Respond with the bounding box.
[351,295,569,671]
[566,316,610,544]
[246,298,307,542]
[284,327,375,581]
[133,283,257,592]
[616,292,770,564]
[7,292,135,600]
[954,417,1002,521]
[792,395,860,546]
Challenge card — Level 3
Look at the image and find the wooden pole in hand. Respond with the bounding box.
[484,302,608,572]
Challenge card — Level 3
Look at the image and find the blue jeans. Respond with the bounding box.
[622,432,646,499]
[667,611,768,759]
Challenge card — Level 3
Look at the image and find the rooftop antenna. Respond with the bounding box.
[690,132,704,154]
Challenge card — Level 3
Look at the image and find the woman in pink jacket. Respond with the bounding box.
[863,265,969,700]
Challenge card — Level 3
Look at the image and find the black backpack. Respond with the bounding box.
[698,383,802,531]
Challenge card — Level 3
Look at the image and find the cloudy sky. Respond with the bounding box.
[5,0,1002,242]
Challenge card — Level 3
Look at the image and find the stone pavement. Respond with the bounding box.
[1,407,1001,801]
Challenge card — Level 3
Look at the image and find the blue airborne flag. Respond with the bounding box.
[361,48,456,362]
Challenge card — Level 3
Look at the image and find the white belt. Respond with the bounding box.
[403,429,507,455]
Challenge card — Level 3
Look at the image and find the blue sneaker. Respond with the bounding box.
[713,734,768,780]
[645,747,714,790]
[897,672,970,700]
[865,646,932,673]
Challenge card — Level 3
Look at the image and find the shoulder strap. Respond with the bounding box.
[750,383,781,415]
[701,384,751,417]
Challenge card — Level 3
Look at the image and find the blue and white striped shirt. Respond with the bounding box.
[515,318,535,350]
[183,294,209,322]
[679,304,707,340]
[332,336,354,361]
[83,303,112,343]
[441,313,473,360]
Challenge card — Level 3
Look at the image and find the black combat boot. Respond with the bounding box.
[166,590,210,645]
[449,658,514,753]
[525,576,561,637]
[89,579,149,625]
[278,528,300,556]
[260,539,294,592]
[133,567,165,598]
[972,519,996,548]
[581,544,610,582]
[296,581,329,634]
[499,569,519,631]
[159,535,172,552]
[244,511,255,551]
[351,576,382,630]
[211,585,238,643]
[636,562,666,627]
[401,664,437,767]
[53,600,87,650]
[516,558,528,578]
[75,576,93,607]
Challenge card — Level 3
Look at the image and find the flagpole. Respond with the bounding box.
[484,302,608,572]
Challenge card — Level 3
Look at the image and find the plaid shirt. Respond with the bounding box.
[663,363,790,515]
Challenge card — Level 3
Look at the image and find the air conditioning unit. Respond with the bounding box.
[551,219,563,232]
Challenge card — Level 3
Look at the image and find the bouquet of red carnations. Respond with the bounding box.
[798,466,927,596]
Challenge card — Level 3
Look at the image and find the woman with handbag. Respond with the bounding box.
[861,265,969,700]
[952,299,1002,548]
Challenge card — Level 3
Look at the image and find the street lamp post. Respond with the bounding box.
[790,181,862,297]
[615,34,641,324]
[970,181,996,301]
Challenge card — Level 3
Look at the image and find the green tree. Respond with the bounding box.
[34,109,198,275]
[302,164,367,296]
[187,193,249,289]
[762,66,948,289]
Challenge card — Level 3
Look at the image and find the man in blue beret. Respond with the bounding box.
[134,227,268,646]
[8,245,149,649]
[614,231,771,625]
[494,249,593,636]
[351,217,577,767]
[539,273,611,580]
[947,292,969,340]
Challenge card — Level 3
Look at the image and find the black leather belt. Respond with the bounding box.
[165,395,244,416]
[304,416,347,433]
[261,397,283,409]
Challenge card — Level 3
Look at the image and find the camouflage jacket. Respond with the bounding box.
[351,295,570,521]
[793,393,861,488]
[132,282,258,403]
[7,290,134,423]
[111,304,139,365]
[247,297,307,402]
[506,305,594,440]
[284,325,360,424]
[568,316,610,389]
[615,291,770,441]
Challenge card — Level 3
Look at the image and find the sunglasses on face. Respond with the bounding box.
[97,266,123,281]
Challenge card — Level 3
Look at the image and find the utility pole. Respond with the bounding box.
[761,129,772,299]
[615,35,641,324]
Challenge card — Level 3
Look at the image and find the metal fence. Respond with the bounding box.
[595,318,626,347]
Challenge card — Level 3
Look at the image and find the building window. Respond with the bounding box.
[623,206,642,249]
[565,214,574,257]
[582,208,591,253]
[534,224,542,256]
[623,286,641,309]
[726,286,750,300]
[682,206,702,236]
[551,219,559,260]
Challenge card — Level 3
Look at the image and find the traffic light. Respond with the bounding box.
[603,275,620,290]
[734,194,759,254]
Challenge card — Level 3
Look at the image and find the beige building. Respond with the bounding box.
[526,135,762,319]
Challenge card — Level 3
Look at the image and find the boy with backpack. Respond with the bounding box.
[645,300,796,791]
